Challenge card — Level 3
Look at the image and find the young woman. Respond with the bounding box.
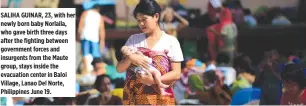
[281,64,306,105]
[88,75,122,105]
[116,0,184,105]
[160,7,189,37]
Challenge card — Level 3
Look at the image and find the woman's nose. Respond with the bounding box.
[139,22,145,26]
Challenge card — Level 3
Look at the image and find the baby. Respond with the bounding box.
[121,46,171,95]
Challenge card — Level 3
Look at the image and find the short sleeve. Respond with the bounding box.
[168,37,184,62]
[124,35,134,46]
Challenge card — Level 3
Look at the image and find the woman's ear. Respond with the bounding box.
[154,13,160,23]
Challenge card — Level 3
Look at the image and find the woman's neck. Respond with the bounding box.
[146,28,162,39]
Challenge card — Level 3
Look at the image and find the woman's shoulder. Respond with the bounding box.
[162,32,178,42]
[129,33,145,39]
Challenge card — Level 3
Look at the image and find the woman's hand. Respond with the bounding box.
[128,54,150,69]
[137,71,155,85]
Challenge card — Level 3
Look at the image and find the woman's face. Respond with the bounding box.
[164,12,174,22]
[136,13,159,33]
[283,80,301,95]
[100,77,112,92]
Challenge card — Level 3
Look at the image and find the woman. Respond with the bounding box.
[160,7,189,37]
[116,0,184,105]
[88,75,122,105]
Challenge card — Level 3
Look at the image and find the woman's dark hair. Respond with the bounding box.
[281,64,306,89]
[133,0,162,22]
[94,74,111,90]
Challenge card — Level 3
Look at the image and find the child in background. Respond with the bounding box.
[281,64,306,105]
[121,46,170,95]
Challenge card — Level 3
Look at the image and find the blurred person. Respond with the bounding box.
[281,64,306,105]
[179,59,206,97]
[272,9,292,26]
[7,0,22,8]
[160,7,189,37]
[206,0,237,64]
[213,52,237,87]
[110,78,125,100]
[77,4,106,75]
[188,71,232,105]
[243,8,257,27]
[254,50,282,105]
[31,97,52,105]
[79,58,106,85]
[186,74,205,95]
[231,54,255,94]
[116,0,183,105]
[169,0,188,16]
[88,75,122,105]
[230,0,244,25]
[52,97,76,105]
[233,54,255,83]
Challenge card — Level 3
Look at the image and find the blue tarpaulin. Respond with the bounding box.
[83,0,115,10]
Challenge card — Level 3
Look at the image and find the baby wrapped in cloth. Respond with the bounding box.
[121,46,171,95]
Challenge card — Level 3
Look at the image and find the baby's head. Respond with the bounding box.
[121,46,138,55]
[281,64,306,95]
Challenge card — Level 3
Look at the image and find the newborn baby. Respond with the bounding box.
[121,46,171,95]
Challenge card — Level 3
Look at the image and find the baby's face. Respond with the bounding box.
[121,46,137,55]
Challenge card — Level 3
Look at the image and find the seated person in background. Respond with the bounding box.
[88,75,122,105]
[243,8,257,27]
[160,7,189,37]
[52,97,76,105]
[121,46,171,95]
[31,97,53,105]
[188,71,232,105]
[281,64,306,105]
[111,78,125,100]
[79,58,106,85]
[272,9,292,25]
[215,52,236,87]
[231,54,254,94]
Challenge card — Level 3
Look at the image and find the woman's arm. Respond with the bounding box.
[174,12,189,28]
[160,62,181,84]
[116,55,132,73]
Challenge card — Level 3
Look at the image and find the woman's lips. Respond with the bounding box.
[141,27,147,30]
